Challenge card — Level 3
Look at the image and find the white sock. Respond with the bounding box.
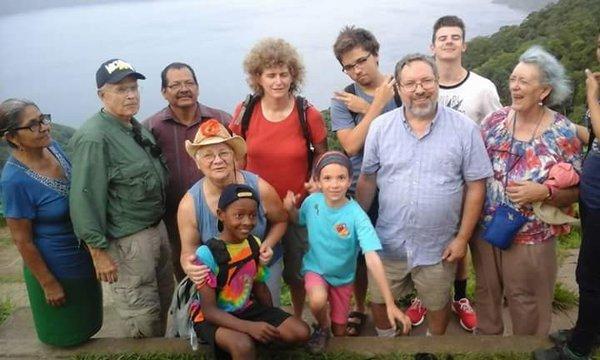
[426,329,432,337]
[375,327,396,337]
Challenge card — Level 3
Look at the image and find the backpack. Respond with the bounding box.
[166,236,262,350]
[239,94,314,175]
[344,83,402,124]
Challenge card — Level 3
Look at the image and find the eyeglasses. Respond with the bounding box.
[10,114,52,133]
[105,84,140,96]
[341,53,371,73]
[131,122,162,158]
[399,78,437,92]
[166,81,197,91]
[197,150,233,163]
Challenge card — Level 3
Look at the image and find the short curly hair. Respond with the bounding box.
[243,38,305,96]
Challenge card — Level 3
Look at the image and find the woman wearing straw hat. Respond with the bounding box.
[178,119,287,304]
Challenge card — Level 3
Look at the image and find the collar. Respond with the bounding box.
[99,109,135,131]
[400,105,441,138]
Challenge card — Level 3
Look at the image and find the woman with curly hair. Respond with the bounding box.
[230,38,328,315]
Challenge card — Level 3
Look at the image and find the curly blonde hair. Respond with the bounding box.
[243,38,305,95]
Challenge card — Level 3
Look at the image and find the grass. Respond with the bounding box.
[0,297,14,325]
[71,351,542,360]
[553,282,579,312]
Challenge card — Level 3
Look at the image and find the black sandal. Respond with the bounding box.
[345,311,367,336]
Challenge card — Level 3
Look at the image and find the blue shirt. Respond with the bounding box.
[0,142,95,279]
[299,192,382,286]
[361,105,492,268]
[330,84,398,192]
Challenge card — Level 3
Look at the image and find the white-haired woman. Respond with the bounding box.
[178,119,288,305]
[472,46,583,335]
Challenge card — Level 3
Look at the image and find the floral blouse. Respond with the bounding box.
[481,107,583,244]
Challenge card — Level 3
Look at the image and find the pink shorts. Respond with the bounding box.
[304,272,353,325]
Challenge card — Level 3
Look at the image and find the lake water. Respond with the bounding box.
[0,0,527,127]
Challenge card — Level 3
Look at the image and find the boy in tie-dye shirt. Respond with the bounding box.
[193,184,309,359]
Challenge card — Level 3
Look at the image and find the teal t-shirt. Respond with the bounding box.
[299,192,382,286]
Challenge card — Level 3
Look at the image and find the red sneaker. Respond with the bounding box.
[405,298,427,326]
[452,298,477,331]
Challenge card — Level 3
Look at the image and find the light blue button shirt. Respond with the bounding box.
[361,105,492,269]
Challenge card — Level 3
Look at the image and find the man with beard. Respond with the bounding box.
[70,59,173,337]
[330,26,400,336]
[356,54,491,336]
[144,62,231,281]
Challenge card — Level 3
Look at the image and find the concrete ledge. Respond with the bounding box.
[0,335,552,359]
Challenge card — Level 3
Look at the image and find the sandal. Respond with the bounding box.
[345,311,367,336]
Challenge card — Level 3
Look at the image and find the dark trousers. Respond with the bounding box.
[568,201,600,355]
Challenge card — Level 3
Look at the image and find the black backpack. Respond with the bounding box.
[206,235,261,292]
[344,83,402,124]
[239,94,313,174]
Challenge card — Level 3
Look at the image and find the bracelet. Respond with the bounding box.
[544,184,554,200]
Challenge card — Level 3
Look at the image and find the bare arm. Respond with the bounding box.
[252,282,273,307]
[177,193,209,285]
[7,219,65,307]
[356,173,377,211]
[335,77,396,156]
[507,182,578,208]
[282,191,300,224]
[442,179,486,262]
[258,178,288,251]
[312,138,328,167]
[585,69,600,137]
[199,285,280,343]
[364,251,411,334]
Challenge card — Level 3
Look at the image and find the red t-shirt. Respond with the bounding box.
[230,100,327,200]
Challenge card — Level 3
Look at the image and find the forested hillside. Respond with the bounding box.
[464,0,600,122]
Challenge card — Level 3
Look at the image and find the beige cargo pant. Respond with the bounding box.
[107,221,175,338]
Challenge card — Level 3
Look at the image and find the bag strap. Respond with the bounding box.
[343,83,402,125]
[344,84,359,125]
[247,234,261,268]
[207,237,262,291]
[295,96,314,175]
[240,94,260,139]
[206,239,231,291]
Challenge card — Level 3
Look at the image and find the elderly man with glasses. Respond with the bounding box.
[69,58,173,338]
[143,62,231,282]
[356,53,492,336]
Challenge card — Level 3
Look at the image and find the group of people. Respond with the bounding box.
[1,14,599,360]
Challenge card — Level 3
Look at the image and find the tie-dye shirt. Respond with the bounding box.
[196,238,269,314]
[480,107,583,244]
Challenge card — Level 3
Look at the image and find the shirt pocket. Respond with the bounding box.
[111,161,160,202]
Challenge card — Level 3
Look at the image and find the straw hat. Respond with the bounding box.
[185,119,246,159]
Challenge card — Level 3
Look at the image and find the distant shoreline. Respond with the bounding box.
[0,0,158,17]
[492,0,556,11]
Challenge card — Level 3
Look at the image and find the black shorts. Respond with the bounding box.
[194,301,291,358]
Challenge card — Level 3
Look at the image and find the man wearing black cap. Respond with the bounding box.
[69,58,174,338]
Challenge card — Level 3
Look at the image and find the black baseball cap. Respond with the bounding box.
[96,58,146,88]
[217,184,260,232]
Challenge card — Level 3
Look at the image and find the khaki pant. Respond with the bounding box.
[471,235,557,335]
[108,221,175,338]
[368,258,456,311]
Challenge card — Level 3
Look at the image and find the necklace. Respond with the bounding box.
[512,108,545,143]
